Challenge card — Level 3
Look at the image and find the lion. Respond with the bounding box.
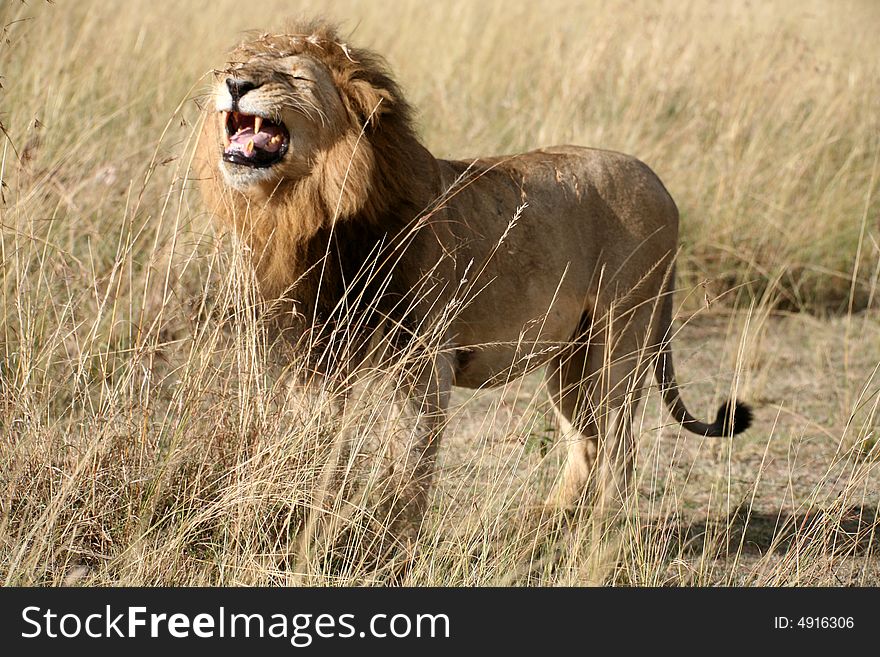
[195,19,751,533]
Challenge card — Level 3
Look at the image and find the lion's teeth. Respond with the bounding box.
[221,112,231,149]
[254,116,263,133]
[245,139,255,155]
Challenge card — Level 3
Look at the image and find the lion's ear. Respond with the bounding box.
[344,78,394,126]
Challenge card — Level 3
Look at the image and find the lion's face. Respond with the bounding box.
[212,54,346,191]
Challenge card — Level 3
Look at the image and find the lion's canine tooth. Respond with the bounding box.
[254,116,263,133]
[221,112,231,149]
[245,139,255,155]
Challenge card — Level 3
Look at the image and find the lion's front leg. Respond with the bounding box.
[378,350,454,540]
[293,349,453,577]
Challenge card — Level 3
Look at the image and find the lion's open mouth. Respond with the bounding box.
[222,111,289,168]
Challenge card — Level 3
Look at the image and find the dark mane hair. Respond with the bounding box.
[197,20,441,360]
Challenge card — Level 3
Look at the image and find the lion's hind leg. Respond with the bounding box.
[544,304,657,515]
[588,305,656,519]
[544,341,602,511]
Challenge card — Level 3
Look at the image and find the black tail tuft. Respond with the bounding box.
[712,400,753,436]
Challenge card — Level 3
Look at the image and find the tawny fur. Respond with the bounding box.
[195,19,750,525]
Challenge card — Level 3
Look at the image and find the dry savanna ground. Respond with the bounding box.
[1,0,879,585]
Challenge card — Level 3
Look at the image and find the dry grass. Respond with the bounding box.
[1,0,879,586]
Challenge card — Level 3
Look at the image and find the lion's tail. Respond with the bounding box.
[653,269,752,438]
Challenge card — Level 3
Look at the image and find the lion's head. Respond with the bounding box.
[196,20,438,306]
[200,20,434,223]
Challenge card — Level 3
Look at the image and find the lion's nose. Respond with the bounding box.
[226,78,258,102]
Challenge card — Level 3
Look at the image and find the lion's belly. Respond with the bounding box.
[448,286,586,388]
[452,344,560,389]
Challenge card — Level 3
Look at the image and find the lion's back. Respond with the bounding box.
[443,145,679,248]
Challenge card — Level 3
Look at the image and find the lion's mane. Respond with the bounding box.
[197,20,439,333]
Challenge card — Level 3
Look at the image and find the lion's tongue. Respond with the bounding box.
[227,125,284,155]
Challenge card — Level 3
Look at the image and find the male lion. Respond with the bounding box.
[196,20,751,532]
